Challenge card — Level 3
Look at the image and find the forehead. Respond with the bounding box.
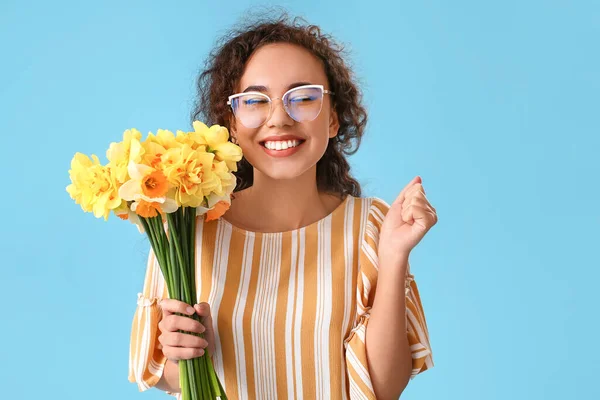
[238,43,328,93]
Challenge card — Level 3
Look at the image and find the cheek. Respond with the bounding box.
[235,123,257,143]
[311,113,334,141]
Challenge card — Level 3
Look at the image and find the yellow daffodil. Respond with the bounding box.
[141,140,168,171]
[66,153,121,220]
[145,129,179,150]
[192,121,242,172]
[176,128,208,150]
[118,161,178,217]
[162,144,219,207]
[106,128,144,184]
[211,160,237,197]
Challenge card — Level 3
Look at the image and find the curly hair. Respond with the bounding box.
[190,11,367,197]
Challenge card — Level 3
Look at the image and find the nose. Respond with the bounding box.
[266,97,294,128]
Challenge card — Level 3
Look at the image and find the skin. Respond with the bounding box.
[156,43,438,398]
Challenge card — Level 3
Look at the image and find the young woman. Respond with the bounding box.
[129,15,437,400]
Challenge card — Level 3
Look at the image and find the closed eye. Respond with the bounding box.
[289,95,317,104]
[244,98,269,106]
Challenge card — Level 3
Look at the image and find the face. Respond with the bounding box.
[229,43,339,182]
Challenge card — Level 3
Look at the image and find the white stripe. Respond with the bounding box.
[361,273,371,308]
[252,237,265,397]
[234,233,254,398]
[195,216,204,302]
[268,234,282,398]
[208,221,232,394]
[412,348,432,359]
[294,228,305,398]
[340,196,355,400]
[315,222,323,399]
[407,307,428,349]
[314,217,333,399]
[137,306,151,389]
[285,230,298,399]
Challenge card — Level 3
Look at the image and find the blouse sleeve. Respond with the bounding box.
[344,198,434,398]
[128,247,170,392]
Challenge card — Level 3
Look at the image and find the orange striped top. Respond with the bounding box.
[128,196,433,399]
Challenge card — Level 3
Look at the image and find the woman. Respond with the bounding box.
[129,14,437,400]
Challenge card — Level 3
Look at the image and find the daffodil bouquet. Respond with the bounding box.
[66,121,242,400]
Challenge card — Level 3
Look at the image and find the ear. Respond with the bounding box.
[329,108,340,139]
[228,114,238,141]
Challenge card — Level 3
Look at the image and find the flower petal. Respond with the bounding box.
[127,160,154,180]
[207,192,231,208]
[161,197,179,214]
[118,179,142,201]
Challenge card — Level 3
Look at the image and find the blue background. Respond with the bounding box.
[2,1,598,399]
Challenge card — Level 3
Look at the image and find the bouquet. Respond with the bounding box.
[66,121,243,400]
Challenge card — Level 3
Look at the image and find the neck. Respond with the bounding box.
[228,166,341,233]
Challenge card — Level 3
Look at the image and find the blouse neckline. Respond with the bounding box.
[219,195,352,237]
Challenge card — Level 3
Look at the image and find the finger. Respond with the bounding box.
[392,176,422,207]
[159,299,196,317]
[402,205,437,226]
[159,332,209,349]
[195,303,216,356]
[159,314,207,334]
[405,184,426,199]
[194,302,212,318]
[163,346,206,362]
[402,193,433,212]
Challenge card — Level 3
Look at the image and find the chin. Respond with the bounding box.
[257,163,316,181]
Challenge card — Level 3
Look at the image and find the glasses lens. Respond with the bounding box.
[284,87,324,122]
[231,94,270,128]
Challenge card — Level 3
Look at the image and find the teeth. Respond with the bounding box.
[264,140,301,150]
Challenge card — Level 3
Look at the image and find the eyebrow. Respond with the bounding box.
[242,81,313,93]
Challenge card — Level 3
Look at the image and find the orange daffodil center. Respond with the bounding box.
[118,161,178,216]
[142,170,168,198]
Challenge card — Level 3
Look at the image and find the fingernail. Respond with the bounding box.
[186,306,194,314]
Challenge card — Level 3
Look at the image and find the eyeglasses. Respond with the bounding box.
[227,84,335,129]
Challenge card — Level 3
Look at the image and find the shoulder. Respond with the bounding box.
[353,196,391,217]
[345,196,390,240]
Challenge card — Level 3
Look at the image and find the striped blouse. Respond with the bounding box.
[128,196,433,399]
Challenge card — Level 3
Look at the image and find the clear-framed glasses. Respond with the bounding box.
[227,84,335,129]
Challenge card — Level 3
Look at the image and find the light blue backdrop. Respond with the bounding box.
[2,0,598,399]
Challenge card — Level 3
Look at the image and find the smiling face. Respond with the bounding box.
[230,43,339,182]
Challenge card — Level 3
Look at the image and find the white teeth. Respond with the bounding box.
[264,140,301,150]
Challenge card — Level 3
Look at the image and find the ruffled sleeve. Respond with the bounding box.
[344,198,434,398]
[128,247,170,392]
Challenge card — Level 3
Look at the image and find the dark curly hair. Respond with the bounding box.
[190,11,367,197]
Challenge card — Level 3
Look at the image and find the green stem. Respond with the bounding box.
[167,213,191,304]
[188,208,197,302]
